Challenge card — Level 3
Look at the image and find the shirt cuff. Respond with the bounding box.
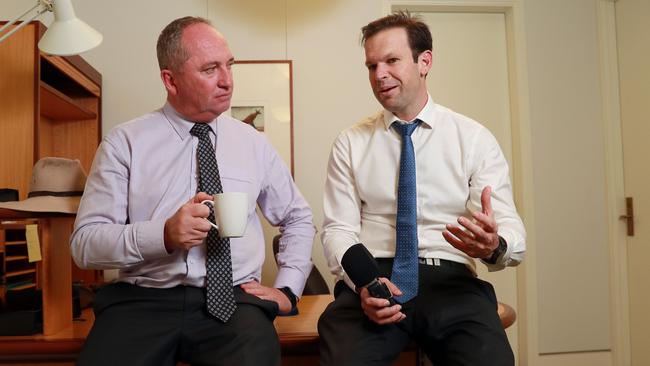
[482,234,514,271]
[134,219,169,260]
[274,266,307,298]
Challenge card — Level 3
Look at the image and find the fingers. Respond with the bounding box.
[362,300,405,324]
[442,186,499,259]
[188,201,210,219]
[193,192,213,204]
[360,286,406,324]
[240,281,264,295]
[481,186,493,216]
[442,229,466,248]
[443,223,498,258]
[241,283,270,300]
[378,277,403,297]
[471,211,497,232]
[163,198,215,252]
[240,282,292,313]
[445,222,476,243]
[458,216,492,243]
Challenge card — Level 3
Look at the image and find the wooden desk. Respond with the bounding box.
[0,283,514,365]
[0,295,413,366]
[0,309,92,363]
[274,294,331,355]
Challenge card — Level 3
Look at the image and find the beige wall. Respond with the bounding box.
[0,0,625,364]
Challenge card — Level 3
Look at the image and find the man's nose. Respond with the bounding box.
[218,69,233,89]
[374,64,388,80]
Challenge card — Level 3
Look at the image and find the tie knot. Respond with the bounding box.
[190,123,212,138]
[393,120,420,137]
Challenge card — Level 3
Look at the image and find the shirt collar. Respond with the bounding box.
[162,102,219,140]
[382,94,436,130]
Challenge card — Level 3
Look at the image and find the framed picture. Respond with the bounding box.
[231,106,265,131]
[230,60,293,175]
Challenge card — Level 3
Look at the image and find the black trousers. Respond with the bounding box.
[77,282,280,366]
[318,259,514,366]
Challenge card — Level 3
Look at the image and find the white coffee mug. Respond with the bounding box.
[201,192,248,238]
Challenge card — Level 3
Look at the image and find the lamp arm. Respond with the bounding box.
[0,1,52,45]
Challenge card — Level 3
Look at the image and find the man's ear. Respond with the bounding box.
[160,69,177,95]
[418,50,433,77]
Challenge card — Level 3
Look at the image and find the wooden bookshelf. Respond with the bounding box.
[0,220,39,299]
[0,20,104,339]
[0,20,102,199]
[40,82,97,120]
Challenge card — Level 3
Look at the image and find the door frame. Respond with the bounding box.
[596,0,631,365]
[383,0,539,364]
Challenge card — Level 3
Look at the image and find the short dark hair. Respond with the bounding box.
[361,11,432,62]
[156,16,212,71]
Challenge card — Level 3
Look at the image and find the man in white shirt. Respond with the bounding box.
[318,11,525,366]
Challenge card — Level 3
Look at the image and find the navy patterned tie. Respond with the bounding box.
[391,120,420,303]
[190,123,236,322]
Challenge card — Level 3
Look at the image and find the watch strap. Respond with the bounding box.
[486,236,507,264]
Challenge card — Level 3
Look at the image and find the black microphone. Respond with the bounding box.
[341,243,396,306]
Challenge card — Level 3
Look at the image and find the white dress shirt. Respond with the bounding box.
[322,96,525,286]
[71,103,315,296]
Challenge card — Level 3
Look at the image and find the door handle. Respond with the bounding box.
[619,197,634,236]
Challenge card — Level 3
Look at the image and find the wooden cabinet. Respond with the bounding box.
[0,220,40,303]
[0,212,76,337]
[0,20,101,199]
[0,21,102,339]
[0,20,102,289]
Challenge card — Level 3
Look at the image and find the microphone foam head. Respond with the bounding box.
[341,243,379,288]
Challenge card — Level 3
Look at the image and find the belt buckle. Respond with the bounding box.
[419,258,441,266]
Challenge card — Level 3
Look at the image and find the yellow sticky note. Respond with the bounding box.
[25,224,42,263]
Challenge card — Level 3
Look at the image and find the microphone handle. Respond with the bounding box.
[366,280,397,306]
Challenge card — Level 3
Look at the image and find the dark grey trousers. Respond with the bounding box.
[77,282,280,366]
[318,259,514,366]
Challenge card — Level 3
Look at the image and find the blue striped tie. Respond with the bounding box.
[391,120,420,303]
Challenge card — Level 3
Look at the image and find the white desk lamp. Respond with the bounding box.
[0,0,102,56]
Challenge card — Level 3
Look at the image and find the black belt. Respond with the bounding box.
[376,257,470,274]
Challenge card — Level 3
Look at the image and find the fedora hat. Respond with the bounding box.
[0,157,87,214]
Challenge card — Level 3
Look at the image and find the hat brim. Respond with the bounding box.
[0,196,80,214]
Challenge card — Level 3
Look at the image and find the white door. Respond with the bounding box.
[616,0,650,364]
[416,9,519,356]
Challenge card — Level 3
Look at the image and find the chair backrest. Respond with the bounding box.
[272,235,330,295]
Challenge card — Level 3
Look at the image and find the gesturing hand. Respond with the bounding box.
[442,186,499,260]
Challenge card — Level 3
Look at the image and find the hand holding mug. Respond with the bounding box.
[200,192,248,238]
[163,192,214,252]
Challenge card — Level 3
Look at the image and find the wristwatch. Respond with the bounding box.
[485,236,507,264]
[278,286,297,311]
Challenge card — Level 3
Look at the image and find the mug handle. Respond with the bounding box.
[200,199,220,231]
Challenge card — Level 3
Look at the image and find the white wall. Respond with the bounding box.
[209,0,383,291]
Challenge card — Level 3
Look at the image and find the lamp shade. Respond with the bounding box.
[38,0,102,56]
